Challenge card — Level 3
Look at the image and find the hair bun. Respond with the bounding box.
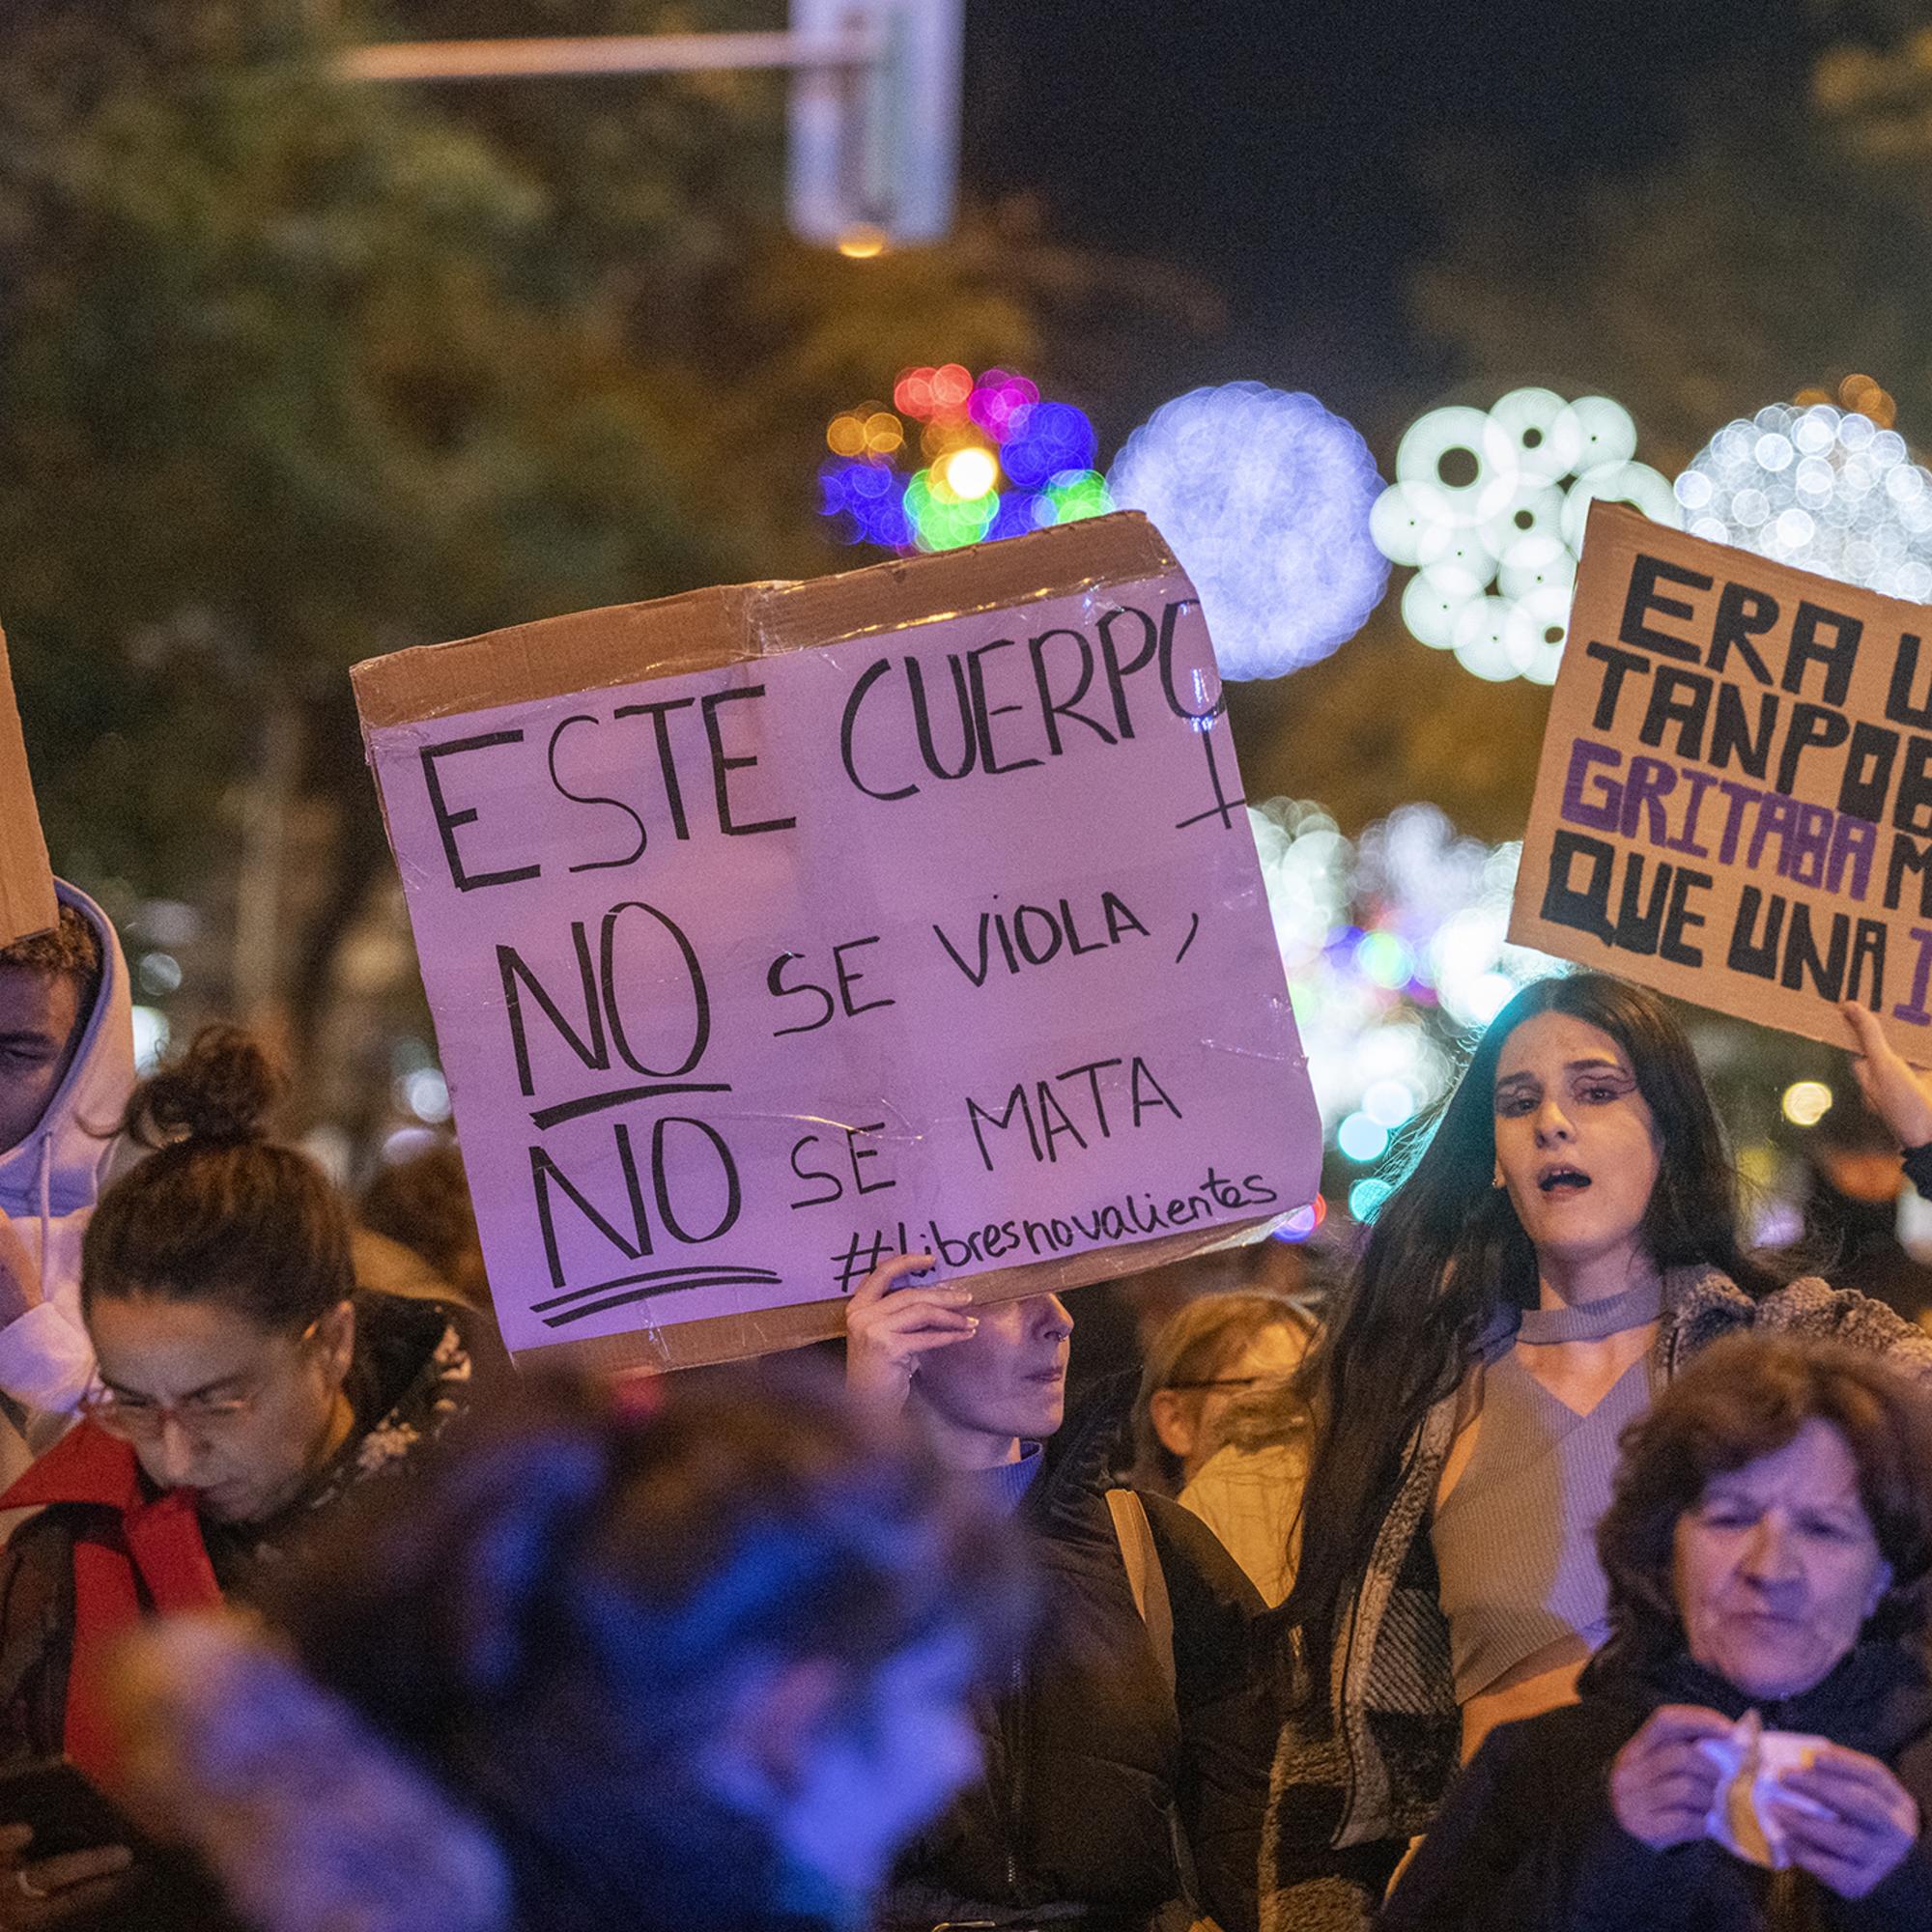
[133,1025,287,1148]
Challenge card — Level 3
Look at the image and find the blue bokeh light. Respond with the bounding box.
[1000,401,1100,489]
[1106,383,1389,678]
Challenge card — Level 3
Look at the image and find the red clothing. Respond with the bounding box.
[0,1421,220,1776]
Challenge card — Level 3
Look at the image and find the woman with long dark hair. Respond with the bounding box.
[1261,973,1932,1930]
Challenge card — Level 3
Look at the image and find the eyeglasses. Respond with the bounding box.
[80,1316,325,1442]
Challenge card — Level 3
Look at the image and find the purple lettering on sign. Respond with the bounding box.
[1560,739,1624,832]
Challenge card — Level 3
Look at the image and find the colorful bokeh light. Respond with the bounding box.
[820,366,1113,554]
[1249,797,1566,1204]
[1106,384,1387,678]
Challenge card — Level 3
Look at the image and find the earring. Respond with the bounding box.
[1491,1169,1506,1190]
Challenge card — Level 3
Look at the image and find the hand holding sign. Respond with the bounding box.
[1840,1001,1932,1150]
[1513,503,1932,1061]
[842,1252,976,1409]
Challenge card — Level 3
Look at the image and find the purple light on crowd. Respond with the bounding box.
[1106,383,1389,678]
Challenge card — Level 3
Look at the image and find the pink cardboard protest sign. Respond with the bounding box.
[355,514,1320,1372]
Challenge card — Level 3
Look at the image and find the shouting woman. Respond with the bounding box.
[1262,973,1932,1929]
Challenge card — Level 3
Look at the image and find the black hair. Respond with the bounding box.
[0,901,103,1037]
[1282,972,1779,1665]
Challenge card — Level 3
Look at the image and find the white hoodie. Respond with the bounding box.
[0,879,134,1422]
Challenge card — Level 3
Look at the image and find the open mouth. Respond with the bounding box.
[1537,1166,1591,1194]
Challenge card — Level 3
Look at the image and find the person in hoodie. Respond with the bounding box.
[1380,1334,1932,1931]
[0,886,134,1474]
[845,1254,1271,1932]
[0,1024,481,1924]
[100,1369,1034,1932]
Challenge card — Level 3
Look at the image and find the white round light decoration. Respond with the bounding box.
[1106,383,1389,678]
[1676,402,1932,601]
[1374,388,1680,685]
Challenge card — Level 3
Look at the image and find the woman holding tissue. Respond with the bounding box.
[1380,1334,1932,1929]
[1264,975,1932,1929]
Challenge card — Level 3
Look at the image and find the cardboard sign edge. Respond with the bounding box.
[352,512,1291,1373]
[1508,498,1918,1063]
[0,627,58,947]
[349,511,1179,729]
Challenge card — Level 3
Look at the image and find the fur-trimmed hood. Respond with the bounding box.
[108,1612,509,1932]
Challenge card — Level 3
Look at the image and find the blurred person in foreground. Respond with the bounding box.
[0,889,134,1474]
[846,1255,1270,1932]
[1382,1334,1932,1930]
[0,1027,480,1922]
[105,1369,1032,1932]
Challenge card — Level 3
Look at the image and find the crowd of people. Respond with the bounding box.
[2,878,1932,1930]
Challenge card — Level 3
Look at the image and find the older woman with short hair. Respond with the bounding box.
[1380,1333,1932,1930]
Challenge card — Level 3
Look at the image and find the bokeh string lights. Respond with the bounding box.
[1105,383,1387,679]
[819,365,1113,554]
[1248,797,1562,1219]
[1674,383,1932,601]
[1372,388,1679,684]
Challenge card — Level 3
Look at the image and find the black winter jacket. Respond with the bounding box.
[883,1472,1270,1932]
[1380,1645,1932,1932]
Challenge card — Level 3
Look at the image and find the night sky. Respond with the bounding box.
[963,0,1812,429]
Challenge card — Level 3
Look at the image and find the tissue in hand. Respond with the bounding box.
[1696,1710,1833,1868]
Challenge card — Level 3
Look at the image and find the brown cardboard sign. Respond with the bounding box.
[1512,501,1932,1056]
[353,514,1321,1374]
[0,628,58,948]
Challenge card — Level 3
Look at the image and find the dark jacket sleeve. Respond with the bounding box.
[0,1511,75,1770]
[1377,1724,1525,1932]
[1378,1714,1718,1932]
[1146,1493,1269,1932]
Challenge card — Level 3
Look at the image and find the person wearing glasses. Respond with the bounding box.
[1133,1292,1316,1497]
[0,1025,482,1925]
[1129,1293,1318,1607]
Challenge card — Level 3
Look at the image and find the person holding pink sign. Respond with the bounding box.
[845,1258,1272,1932]
[1380,1334,1932,1929]
[1261,973,1932,1931]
